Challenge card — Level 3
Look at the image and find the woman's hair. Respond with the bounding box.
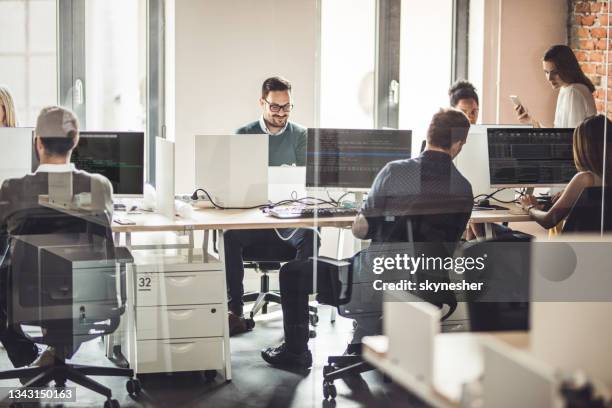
[448,80,479,107]
[543,45,595,93]
[0,85,18,127]
[573,114,612,184]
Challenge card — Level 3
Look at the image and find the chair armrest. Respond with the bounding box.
[113,246,132,313]
[114,246,133,264]
[310,256,351,268]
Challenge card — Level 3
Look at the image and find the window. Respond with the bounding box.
[0,0,57,126]
[319,0,376,129]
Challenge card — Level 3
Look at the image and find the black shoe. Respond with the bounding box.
[261,343,312,368]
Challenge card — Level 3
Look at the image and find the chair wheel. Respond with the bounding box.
[309,329,317,338]
[245,318,255,330]
[204,370,217,381]
[104,399,120,408]
[322,381,337,400]
[309,313,319,326]
[323,364,334,377]
[126,378,142,396]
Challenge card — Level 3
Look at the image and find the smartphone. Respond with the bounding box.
[509,95,522,107]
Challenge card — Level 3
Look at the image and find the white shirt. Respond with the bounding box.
[259,115,288,136]
[35,163,76,173]
[554,83,597,128]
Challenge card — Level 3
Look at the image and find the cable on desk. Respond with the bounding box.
[473,188,525,205]
[274,227,322,241]
[191,188,340,210]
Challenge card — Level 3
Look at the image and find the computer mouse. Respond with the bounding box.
[477,199,490,208]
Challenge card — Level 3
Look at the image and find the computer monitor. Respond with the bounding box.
[67,131,145,196]
[454,124,531,196]
[487,127,576,188]
[306,128,412,190]
[194,134,268,207]
[0,127,33,182]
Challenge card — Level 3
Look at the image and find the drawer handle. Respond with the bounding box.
[168,309,194,320]
[165,275,196,285]
[168,342,195,353]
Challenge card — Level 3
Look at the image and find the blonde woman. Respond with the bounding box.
[0,85,18,127]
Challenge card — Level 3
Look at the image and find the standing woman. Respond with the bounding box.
[0,86,18,127]
[515,45,596,127]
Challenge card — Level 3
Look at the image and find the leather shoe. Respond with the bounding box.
[228,312,251,336]
[261,343,312,368]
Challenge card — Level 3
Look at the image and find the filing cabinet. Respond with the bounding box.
[121,249,231,379]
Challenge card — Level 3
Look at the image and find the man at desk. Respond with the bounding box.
[0,106,113,368]
[224,76,317,335]
[236,76,307,165]
[261,108,473,367]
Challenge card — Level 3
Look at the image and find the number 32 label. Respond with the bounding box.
[138,276,152,291]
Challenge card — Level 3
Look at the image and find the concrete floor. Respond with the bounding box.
[0,305,433,408]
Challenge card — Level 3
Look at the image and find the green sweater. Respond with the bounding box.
[236,120,307,166]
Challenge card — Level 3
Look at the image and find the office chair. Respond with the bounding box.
[563,187,612,233]
[460,233,531,331]
[320,240,459,400]
[212,232,319,330]
[0,207,140,408]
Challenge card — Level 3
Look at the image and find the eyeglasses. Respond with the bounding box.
[263,99,293,113]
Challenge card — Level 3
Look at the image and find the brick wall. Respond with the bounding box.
[569,0,611,114]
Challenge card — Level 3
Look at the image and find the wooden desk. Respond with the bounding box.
[469,208,531,224]
[113,207,529,232]
[362,331,530,408]
[111,208,355,233]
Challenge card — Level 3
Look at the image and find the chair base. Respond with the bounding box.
[322,353,375,400]
[0,361,137,406]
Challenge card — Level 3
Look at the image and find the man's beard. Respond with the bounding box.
[264,116,287,129]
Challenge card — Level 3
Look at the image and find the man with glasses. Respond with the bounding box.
[236,76,306,165]
[224,76,318,335]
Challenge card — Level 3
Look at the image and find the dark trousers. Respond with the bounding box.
[223,228,319,313]
[278,260,313,353]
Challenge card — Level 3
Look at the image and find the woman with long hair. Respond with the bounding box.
[0,85,17,127]
[515,45,596,128]
[519,114,610,228]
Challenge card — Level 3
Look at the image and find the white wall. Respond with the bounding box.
[471,0,567,125]
[166,0,319,193]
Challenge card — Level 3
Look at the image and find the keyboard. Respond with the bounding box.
[268,206,358,219]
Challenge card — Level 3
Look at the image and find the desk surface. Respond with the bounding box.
[112,206,532,233]
[362,331,529,408]
[469,207,531,224]
[112,208,355,233]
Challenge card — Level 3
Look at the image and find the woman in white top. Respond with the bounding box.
[519,114,609,229]
[515,45,596,128]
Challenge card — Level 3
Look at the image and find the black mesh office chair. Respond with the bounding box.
[460,233,531,332]
[0,207,140,408]
[562,186,612,233]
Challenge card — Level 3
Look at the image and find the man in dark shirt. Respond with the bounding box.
[224,77,317,335]
[261,108,474,368]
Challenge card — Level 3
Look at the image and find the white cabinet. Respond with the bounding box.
[122,249,230,379]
